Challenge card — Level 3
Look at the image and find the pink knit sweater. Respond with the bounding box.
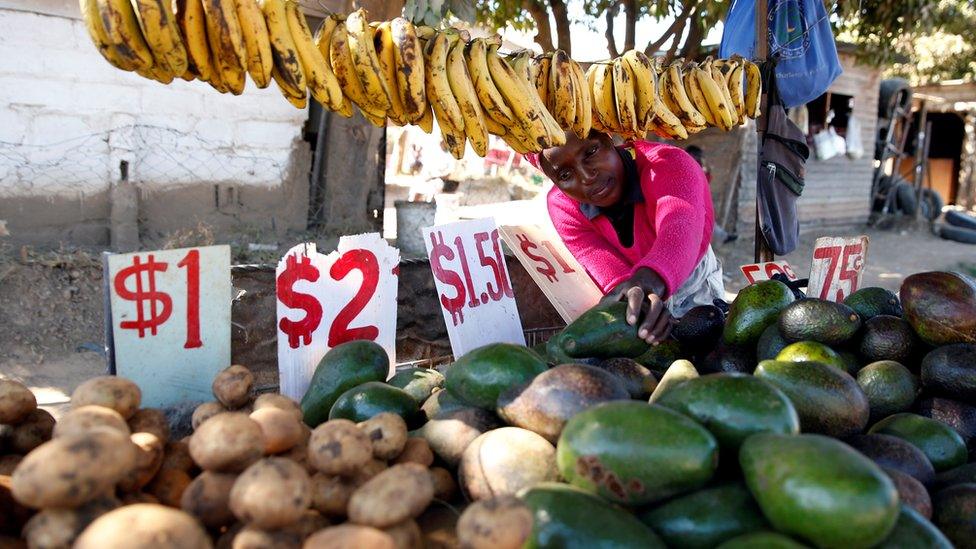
[546,141,714,297]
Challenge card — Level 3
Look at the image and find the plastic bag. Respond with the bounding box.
[813,129,837,161]
[846,116,864,159]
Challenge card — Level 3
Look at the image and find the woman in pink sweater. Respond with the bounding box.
[530,131,725,345]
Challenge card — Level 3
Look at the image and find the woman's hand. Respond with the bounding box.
[602,267,673,345]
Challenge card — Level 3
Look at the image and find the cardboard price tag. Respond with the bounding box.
[740,261,799,285]
[423,218,525,358]
[276,234,399,400]
[499,224,601,323]
[106,245,231,407]
[807,235,870,302]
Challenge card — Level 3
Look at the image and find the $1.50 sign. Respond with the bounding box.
[107,245,230,407]
[807,235,870,302]
[424,218,524,358]
[499,224,601,323]
[276,233,399,400]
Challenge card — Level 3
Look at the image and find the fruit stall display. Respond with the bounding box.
[79,1,761,157]
[2,269,975,548]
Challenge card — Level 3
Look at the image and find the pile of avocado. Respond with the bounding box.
[298,270,976,548]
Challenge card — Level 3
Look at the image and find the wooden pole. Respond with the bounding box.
[754,0,774,262]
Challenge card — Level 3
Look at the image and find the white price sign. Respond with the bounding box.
[423,218,525,358]
[275,234,399,400]
[740,261,799,285]
[807,235,869,302]
[499,224,601,323]
[107,245,230,407]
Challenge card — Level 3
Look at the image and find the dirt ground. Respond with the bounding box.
[1,224,974,418]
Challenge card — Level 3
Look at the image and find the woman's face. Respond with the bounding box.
[539,132,625,207]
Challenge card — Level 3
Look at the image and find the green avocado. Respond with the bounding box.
[701,342,757,374]
[594,357,656,399]
[299,340,390,427]
[757,323,791,361]
[931,483,976,549]
[869,413,968,472]
[876,504,953,549]
[387,367,445,403]
[639,482,768,549]
[328,381,422,428]
[900,271,976,346]
[519,482,665,549]
[858,315,919,365]
[933,463,976,492]
[723,280,795,346]
[716,531,810,549]
[556,401,718,506]
[559,301,649,358]
[844,287,904,321]
[845,434,936,487]
[632,338,686,372]
[656,373,799,452]
[882,466,933,519]
[673,304,726,351]
[921,343,976,403]
[776,341,846,370]
[856,361,919,422]
[739,433,899,548]
[778,298,863,346]
[444,343,548,409]
[754,359,869,438]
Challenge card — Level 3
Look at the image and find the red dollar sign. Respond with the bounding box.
[277,254,323,349]
[516,234,558,283]
[429,231,466,326]
[113,255,172,338]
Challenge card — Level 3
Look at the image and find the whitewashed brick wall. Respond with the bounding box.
[0,5,307,197]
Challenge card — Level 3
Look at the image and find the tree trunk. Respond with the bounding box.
[665,10,689,62]
[550,0,572,55]
[623,0,637,52]
[605,1,620,58]
[524,0,555,52]
[680,17,705,60]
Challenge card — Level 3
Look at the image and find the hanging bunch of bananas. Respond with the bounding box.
[587,50,763,140]
[529,50,592,140]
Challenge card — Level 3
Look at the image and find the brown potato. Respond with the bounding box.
[290,510,330,539]
[280,440,314,474]
[353,459,389,486]
[456,496,533,549]
[429,467,457,502]
[358,413,408,460]
[383,519,423,549]
[309,473,356,517]
[458,428,556,501]
[231,525,303,549]
[303,524,395,549]
[215,523,244,549]
[119,492,159,505]
[250,408,303,455]
[146,468,192,508]
[307,420,372,476]
[73,504,211,549]
[11,428,137,509]
[212,365,254,409]
[393,437,434,467]
[347,463,435,528]
[192,402,228,431]
[128,408,171,442]
[71,376,141,420]
[0,455,23,475]
[0,379,36,424]
[118,432,165,493]
[189,413,263,472]
[252,393,303,421]
[22,496,118,549]
[181,471,237,529]
[160,440,196,473]
[0,474,33,537]
[53,405,130,439]
[229,458,312,529]
[8,408,55,454]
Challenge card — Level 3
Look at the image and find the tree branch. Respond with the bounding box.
[605,1,620,58]
[645,0,694,57]
[623,0,637,52]
[550,0,572,55]
[679,17,705,59]
[664,9,689,62]
[523,0,554,52]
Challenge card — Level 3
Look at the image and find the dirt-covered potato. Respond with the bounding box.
[353,459,389,486]
[0,379,36,425]
[191,402,228,431]
[71,376,141,420]
[8,408,55,454]
[22,496,118,549]
[308,419,372,476]
[11,428,137,509]
[189,413,263,472]
[146,467,192,508]
[212,365,254,409]
[358,413,408,460]
[180,471,237,529]
[310,473,356,517]
[0,474,33,537]
[0,455,22,475]
[456,496,533,549]
[347,463,435,528]
[230,525,303,549]
[128,408,171,442]
[249,407,303,455]
[429,467,457,502]
[160,440,195,473]
[304,525,395,549]
[54,405,130,439]
[280,440,313,474]
[73,504,211,549]
[383,519,423,549]
[252,393,302,422]
[393,437,434,467]
[229,457,312,529]
[118,432,165,493]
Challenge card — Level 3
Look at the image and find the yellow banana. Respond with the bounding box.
[345,8,392,114]
[690,62,734,130]
[706,58,739,126]
[741,56,762,119]
[549,50,576,130]
[130,0,188,76]
[414,99,434,133]
[508,50,533,84]
[612,57,639,138]
[511,51,564,147]
[721,58,746,120]
[206,60,229,92]
[465,37,515,127]
[661,62,708,129]
[173,0,213,81]
[585,64,608,134]
[485,43,556,150]
[425,32,467,159]
[531,53,552,111]
[682,63,717,127]
[261,0,306,102]
[202,0,246,93]
[621,50,656,131]
[390,18,427,122]
[373,22,409,125]
[568,58,591,139]
[330,21,385,119]
[235,0,273,88]
[79,0,139,71]
[313,16,354,116]
[273,66,307,108]
[446,36,488,157]
[589,63,619,135]
[95,0,154,70]
[651,90,688,140]
[286,3,343,110]
[137,61,176,84]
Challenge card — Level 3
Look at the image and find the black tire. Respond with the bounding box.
[946,209,976,231]
[939,223,976,245]
[919,188,944,221]
[895,181,918,215]
[878,78,912,118]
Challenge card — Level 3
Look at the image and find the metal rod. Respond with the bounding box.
[755,0,773,263]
